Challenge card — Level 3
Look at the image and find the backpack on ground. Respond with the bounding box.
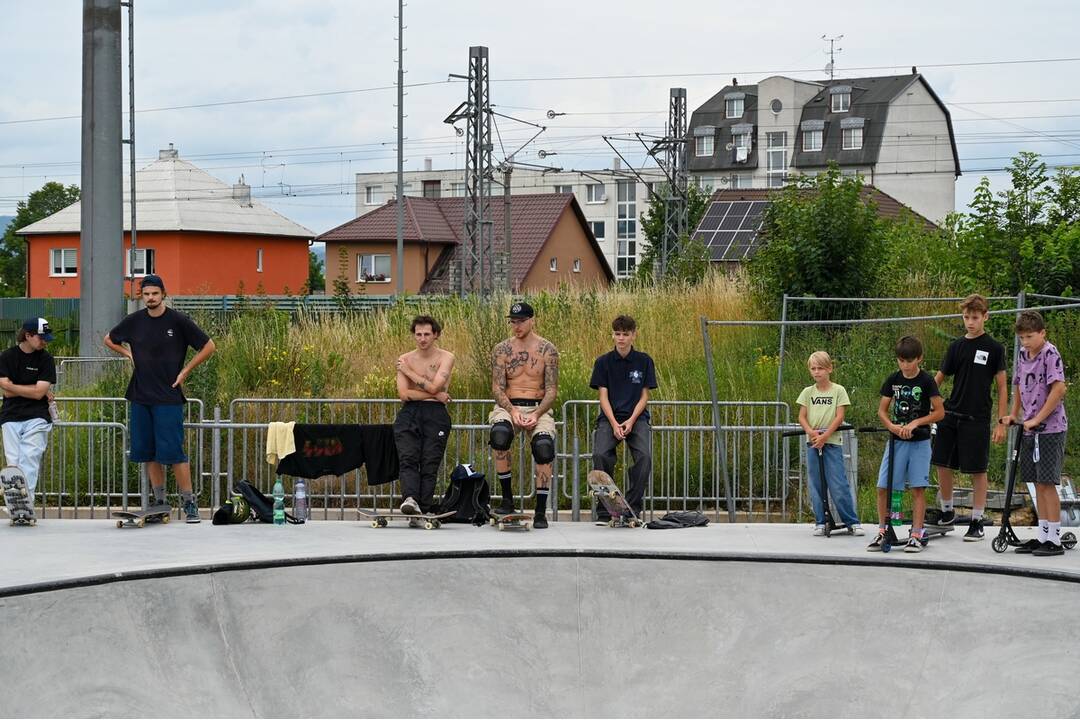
[645,510,709,529]
[236,480,304,524]
[438,463,491,525]
[212,494,252,525]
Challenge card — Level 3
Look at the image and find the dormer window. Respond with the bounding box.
[801,119,825,152]
[829,85,852,113]
[693,125,716,157]
[724,91,745,119]
[840,117,865,150]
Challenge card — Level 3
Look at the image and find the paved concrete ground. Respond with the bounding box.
[2,519,1080,718]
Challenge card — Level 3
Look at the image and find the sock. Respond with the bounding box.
[152,485,166,504]
[181,491,194,505]
[972,508,984,521]
[535,489,548,518]
[497,471,513,501]
[1049,521,1062,546]
[941,498,954,511]
[1038,520,1049,542]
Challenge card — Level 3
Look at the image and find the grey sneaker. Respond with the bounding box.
[849,525,866,536]
[400,497,421,516]
[903,535,924,553]
[812,525,826,536]
[183,500,201,524]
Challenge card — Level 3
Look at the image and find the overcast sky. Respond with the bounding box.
[2,0,1079,234]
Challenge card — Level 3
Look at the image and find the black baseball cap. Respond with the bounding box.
[507,301,535,319]
[22,318,54,342]
[140,274,166,292]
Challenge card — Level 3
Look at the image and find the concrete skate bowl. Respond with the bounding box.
[3,552,1080,718]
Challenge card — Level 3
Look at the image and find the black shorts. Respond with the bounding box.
[930,414,991,474]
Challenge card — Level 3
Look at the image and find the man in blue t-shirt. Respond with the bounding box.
[589,315,658,519]
[104,275,215,522]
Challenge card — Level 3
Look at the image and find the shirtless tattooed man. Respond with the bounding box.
[489,302,559,528]
[394,315,455,515]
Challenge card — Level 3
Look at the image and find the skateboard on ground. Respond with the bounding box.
[358,509,456,529]
[1,466,36,526]
[113,504,173,529]
[588,470,644,528]
[489,511,531,531]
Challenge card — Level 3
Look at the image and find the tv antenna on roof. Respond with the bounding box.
[822,34,843,80]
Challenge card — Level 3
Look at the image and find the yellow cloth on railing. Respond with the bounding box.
[266,421,296,465]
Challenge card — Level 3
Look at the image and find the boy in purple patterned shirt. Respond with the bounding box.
[1003,311,1069,556]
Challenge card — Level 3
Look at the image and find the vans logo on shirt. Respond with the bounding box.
[811,396,834,406]
[974,350,989,365]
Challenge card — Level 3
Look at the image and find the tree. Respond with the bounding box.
[746,165,885,318]
[635,182,712,282]
[0,182,80,296]
[306,249,325,294]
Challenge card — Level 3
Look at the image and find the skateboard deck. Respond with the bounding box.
[1,466,36,526]
[489,512,531,531]
[588,470,644,528]
[113,504,173,529]
[357,509,456,529]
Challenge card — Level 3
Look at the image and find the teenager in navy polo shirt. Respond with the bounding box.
[589,315,657,519]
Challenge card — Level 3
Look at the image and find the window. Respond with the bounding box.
[573,259,581,273]
[725,97,743,119]
[256,248,263,273]
[364,185,381,205]
[553,184,573,194]
[586,183,606,204]
[832,91,850,113]
[803,129,823,152]
[616,180,637,278]
[422,180,441,199]
[697,176,717,191]
[732,133,750,151]
[590,221,605,239]
[842,127,863,150]
[696,135,714,157]
[450,182,466,197]
[766,132,787,188]
[357,253,391,283]
[729,174,750,189]
[549,257,558,272]
[51,248,78,276]
[126,247,155,276]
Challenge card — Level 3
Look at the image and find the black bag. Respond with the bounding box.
[438,464,491,525]
[236,480,304,524]
[646,510,709,529]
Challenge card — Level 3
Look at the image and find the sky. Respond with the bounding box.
[2,0,1079,235]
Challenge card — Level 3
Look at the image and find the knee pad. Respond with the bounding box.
[531,433,556,465]
[489,420,514,451]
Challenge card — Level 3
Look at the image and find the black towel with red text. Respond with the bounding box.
[275,423,399,484]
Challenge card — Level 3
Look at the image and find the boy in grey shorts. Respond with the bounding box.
[1005,310,1069,556]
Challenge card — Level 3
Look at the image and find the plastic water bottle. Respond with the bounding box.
[890,490,903,527]
[272,479,286,526]
[48,399,61,423]
[293,479,309,521]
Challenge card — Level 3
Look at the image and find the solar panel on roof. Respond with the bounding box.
[694,199,773,262]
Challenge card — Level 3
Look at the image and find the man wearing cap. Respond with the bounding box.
[489,301,559,528]
[104,275,215,522]
[0,318,58,512]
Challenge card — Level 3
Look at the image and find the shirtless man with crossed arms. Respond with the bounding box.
[489,301,559,528]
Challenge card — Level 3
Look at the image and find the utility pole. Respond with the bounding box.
[822,34,843,80]
[662,88,687,279]
[122,0,136,302]
[395,0,405,297]
[80,0,124,357]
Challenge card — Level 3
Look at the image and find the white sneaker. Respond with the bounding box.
[850,525,865,536]
[812,525,825,536]
[400,497,421,515]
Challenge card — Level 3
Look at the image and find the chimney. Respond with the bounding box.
[613,157,622,171]
[424,157,433,172]
[911,65,918,74]
[732,77,738,87]
[159,143,178,159]
[233,174,251,207]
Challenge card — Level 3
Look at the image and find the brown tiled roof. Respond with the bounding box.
[318,193,614,289]
[706,185,937,228]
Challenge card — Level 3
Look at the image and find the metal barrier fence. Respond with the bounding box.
[54,357,131,393]
[4,395,815,523]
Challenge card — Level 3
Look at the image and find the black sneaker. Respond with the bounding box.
[938,509,956,526]
[533,514,548,529]
[1014,538,1043,554]
[903,535,924,553]
[963,518,985,542]
[867,529,887,552]
[497,497,517,516]
[183,499,201,524]
[1032,540,1065,557]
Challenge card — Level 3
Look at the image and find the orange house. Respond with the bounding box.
[318,194,614,294]
[19,145,313,298]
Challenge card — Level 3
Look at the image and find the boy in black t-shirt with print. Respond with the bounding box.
[931,294,1009,541]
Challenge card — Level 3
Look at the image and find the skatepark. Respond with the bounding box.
[3,520,1079,718]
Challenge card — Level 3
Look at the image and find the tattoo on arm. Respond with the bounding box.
[536,343,560,415]
[491,342,514,412]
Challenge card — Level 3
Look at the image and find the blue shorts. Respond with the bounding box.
[877,438,931,490]
[129,403,187,465]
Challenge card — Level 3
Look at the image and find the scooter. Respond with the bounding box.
[782,424,856,537]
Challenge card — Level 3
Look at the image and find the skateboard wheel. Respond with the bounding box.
[1063,532,1077,550]
[608,519,615,528]
[116,520,124,528]
[161,514,171,524]
[8,519,13,526]
[824,526,831,538]
[882,544,892,553]
[137,518,145,528]
[29,518,36,526]
[371,520,379,528]
[991,535,1009,553]
[424,521,434,530]
[524,523,531,530]
[497,522,505,531]
[490,518,496,526]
